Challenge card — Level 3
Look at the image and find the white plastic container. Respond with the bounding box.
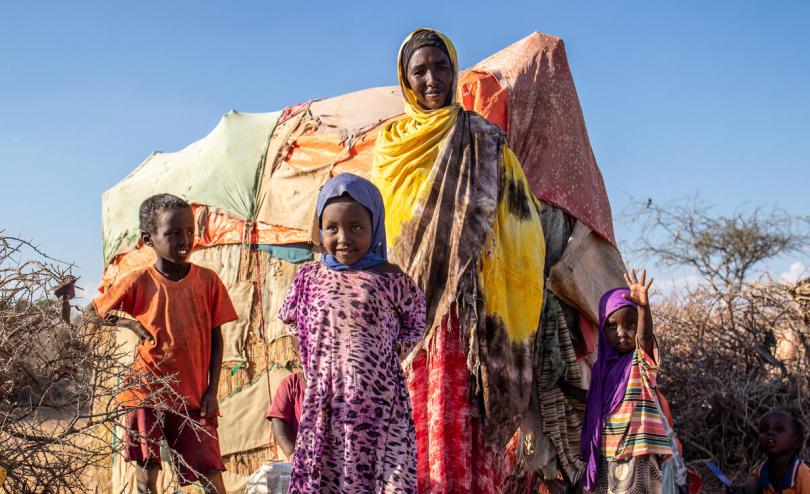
[244,463,292,494]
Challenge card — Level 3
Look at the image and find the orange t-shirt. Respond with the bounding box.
[93,264,237,409]
[754,458,810,494]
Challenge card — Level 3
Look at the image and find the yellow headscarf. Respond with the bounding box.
[372,28,461,245]
[373,29,545,345]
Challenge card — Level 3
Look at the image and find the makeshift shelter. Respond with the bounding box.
[96,32,625,493]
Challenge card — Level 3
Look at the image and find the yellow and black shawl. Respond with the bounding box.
[372,28,546,448]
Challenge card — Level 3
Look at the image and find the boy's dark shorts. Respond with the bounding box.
[124,407,225,485]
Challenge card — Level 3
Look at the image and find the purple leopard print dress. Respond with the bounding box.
[280,262,426,493]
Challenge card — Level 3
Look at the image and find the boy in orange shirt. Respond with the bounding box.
[91,194,237,493]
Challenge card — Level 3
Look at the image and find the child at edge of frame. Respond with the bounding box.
[87,193,238,494]
[731,408,809,494]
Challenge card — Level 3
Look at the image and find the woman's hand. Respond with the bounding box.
[623,269,653,307]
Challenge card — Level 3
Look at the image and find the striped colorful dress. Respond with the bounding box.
[597,346,674,494]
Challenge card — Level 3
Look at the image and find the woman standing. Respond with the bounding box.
[372,29,546,492]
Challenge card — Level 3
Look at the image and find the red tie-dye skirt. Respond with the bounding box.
[406,310,503,493]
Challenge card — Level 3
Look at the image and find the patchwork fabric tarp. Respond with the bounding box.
[102,111,282,263]
[100,33,616,290]
[97,32,625,494]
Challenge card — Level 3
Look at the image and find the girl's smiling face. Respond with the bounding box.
[605,306,638,354]
[320,197,373,266]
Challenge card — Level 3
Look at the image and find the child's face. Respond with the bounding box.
[320,199,373,266]
[605,306,638,354]
[759,412,798,458]
[143,207,195,266]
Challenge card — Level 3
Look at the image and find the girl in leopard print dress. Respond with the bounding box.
[280,173,426,493]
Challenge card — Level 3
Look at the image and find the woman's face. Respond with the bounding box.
[405,46,453,110]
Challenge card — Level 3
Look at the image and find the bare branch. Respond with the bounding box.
[0,235,214,493]
[631,200,810,481]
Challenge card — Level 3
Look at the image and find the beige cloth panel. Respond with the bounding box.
[309,86,402,138]
[261,158,328,244]
[261,257,309,341]
[111,425,178,494]
[548,222,626,323]
[218,367,291,456]
[255,88,402,234]
[189,244,244,286]
[112,322,141,367]
[224,471,249,494]
[222,281,255,365]
[255,111,322,239]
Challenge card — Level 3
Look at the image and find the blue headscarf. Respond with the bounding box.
[316,173,388,271]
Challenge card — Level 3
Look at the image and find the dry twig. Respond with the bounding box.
[0,234,215,493]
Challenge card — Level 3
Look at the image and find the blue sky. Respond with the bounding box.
[1,1,808,298]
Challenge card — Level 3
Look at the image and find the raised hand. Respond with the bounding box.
[623,269,653,307]
[624,269,656,355]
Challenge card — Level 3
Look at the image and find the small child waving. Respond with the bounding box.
[280,173,426,493]
[733,409,809,494]
[91,194,237,494]
[580,270,688,493]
